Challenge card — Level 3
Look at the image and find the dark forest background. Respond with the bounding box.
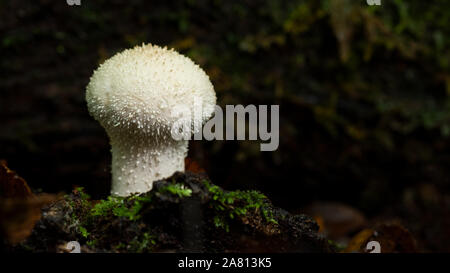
[1,0,449,251]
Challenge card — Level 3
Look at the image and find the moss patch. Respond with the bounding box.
[203,180,278,232]
[19,172,330,253]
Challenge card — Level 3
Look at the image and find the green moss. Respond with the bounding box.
[65,187,95,239]
[129,232,156,253]
[114,242,127,250]
[159,180,192,197]
[90,196,124,217]
[84,181,191,224]
[66,179,278,250]
[76,187,91,201]
[213,215,230,232]
[204,180,278,232]
[78,226,90,238]
[86,239,98,247]
[65,188,157,249]
[111,198,143,220]
[90,194,153,221]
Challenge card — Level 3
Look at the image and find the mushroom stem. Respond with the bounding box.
[110,137,188,196]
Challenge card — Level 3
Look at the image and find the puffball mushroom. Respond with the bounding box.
[86,44,216,197]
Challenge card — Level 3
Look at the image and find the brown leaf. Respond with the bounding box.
[0,160,59,244]
[0,160,33,198]
[0,194,59,245]
[344,228,374,253]
[185,158,206,174]
[304,201,366,239]
[343,222,417,253]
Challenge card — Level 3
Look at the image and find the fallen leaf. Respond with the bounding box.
[0,160,33,198]
[0,194,59,244]
[185,158,206,174]
[343,222,417,253]
[304,201,366,239]
[344,228,374,253]
[0,160,59,244]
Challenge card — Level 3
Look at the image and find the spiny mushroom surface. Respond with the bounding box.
[86,44,216,196]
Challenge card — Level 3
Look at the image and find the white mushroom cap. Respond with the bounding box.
[86,43,216,196]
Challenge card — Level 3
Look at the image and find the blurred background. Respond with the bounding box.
[0,0,449,252]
